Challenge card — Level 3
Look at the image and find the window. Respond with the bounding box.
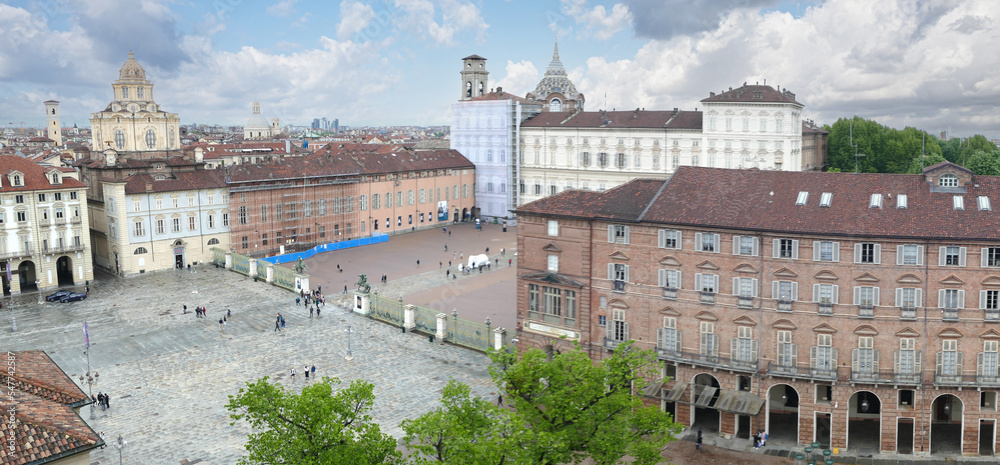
[547,220,558,236]
[55,208,63,219]
[304,199,314,216]
[16,211,26,222]
[695,273,718,293]
[812,283,839,305]
[207,215,215,228]
[223,213,229,226]
[978,196,992,211]
[238,206,248,225]
[615,153,626,169]
[733,235,758,256]
[611,309,629,342]
[896,338,919,377]
[133,200,141,212]
[134,222,145,236]
[895,288,922,318]
[262,233,268,245]
[939,174,959,187]
[121,86,129,99]
[658,317,680,353]
[819,192,832,207]
[981,290,1000,311]
[155,198,163,210]
[145,129,156,149]
[189,216,196,231]
[114,129,125,149]
[580,152,590,167]
[812,334,835,372]
[260,204,267,222]
[658,229,681,249]
[939,289,964,309]
[659,269,682,294]
[547,255,559,272]
[733,326,757,363]
[608,225,630,244]
[172,218,181,232]
[700,322,717,357]
[854,286,879,317]
[855,243,880,264]
[795,191,808,205]
[373,194,380,210]
[773,280,799,301]
[776,118,783,132]
[598,153,608,168]
[773,238,798,259]
[14,195,23,204]
[980,341,999,380]
[938,339,960,378]
[953,196,964,210]
[156,219,164,234]
[813,241,839,262]
[70,191,77,200]
[695,233,719,252]
[38,193,46,202]
[897,244,923,265]
[897,194,908,209]
[869,193,883,208]
[776,330,796,367]
[733,277,758,306]
[609,263,629,282]
[940,246,966,267]
[137,86,144,99]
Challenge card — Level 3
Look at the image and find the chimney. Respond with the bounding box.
[195,146,204,163]
[145,180,153,192]
[709,92,715,97]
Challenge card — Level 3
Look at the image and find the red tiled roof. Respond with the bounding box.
[520,110,703,130]
[462,54,486,60]
[123,169,227,194]
[6,352,89,407]
[468,91,529,103]
[700,84,802,106]
[802,122,828,134]
[0,156,86,192]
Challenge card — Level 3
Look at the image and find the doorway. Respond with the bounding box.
[847,391,881,454]
[767,384,799,445]
[980,419,995,456]
[931,394,963,455]
[692,373,720,433]
[815,413,831,449]
[56,256,74,286]
[17,261,37,291]
[897,418,914,454]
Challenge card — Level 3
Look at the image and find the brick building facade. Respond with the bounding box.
[514,162,1000,457]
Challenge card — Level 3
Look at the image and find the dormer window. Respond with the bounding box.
[12,175,21,186]
[51,173,60,184]
[795,191,808,206]
[953,196,964,210]
[896,194,908,209]
[819,192,833,207]
[979,196,992,211]
[869,193,883,208]
[939,174,959,187]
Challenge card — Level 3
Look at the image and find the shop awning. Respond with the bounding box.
[661,381,689,402]
[714,389,765,416]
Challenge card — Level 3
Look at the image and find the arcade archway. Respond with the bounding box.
[17,261,37,291]
[931,394,963,455]
[767,384,799,445]
[847,391,881,453]
[691,373,720,432]
[56,256,74,286]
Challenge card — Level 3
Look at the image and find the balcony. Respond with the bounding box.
[777,299,793,312]
[662,287,677,300]
[700,291,715,304]
[603,337,624,351]
[933,372,967,386]
[765,361,838,382]
[849,370,921,385]
[0,248,33,260]
[979,375,1000,387]
[818,302,834,315]
[942,308,959,322]
[737,296,754,308]
[40,243,85,255]
[70,216,82,224]
[858,305,874,319]
[612,280,626,292]
[987,310,1000,322]
[655,348,758,373]
[900,306,917,320]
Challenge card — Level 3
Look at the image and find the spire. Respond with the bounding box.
[547,40,563,70]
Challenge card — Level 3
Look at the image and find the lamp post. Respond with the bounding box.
[345,325,354,361]
[79,346,99,420]
[114,434,127,465]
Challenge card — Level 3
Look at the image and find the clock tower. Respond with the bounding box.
[460,55,488,101]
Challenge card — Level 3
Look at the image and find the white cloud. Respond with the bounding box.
[560,0,632,40]
[267,0,298,17]
[393,0,489,46]
[337,0,376,41]
[494,60,539,96]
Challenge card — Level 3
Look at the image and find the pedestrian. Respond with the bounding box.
[104,394,110,410]
[219,318,224,329]
[497,394,503,406]
[444,244,448,251]
[344,285,348,294]
[443,227,446,233]
[304,365,310,379]
[296,297,300,306]
[453,252,456,260]
[495,258,499,266]
[316,306,321,316]
[318,285,321,294]
[291,368,295,378]
[281,316,286,329]
[227,309,231,318]
[275,320,280,332]
[501,248,505,255]
[183,305,187,314]
[311,365,316,377]
[509,259,512,267]
[446,269,450,277]
[448,260,452,267]
[697,429,703,452]
[460,252,463,259]
[416,259,420,266]
[439,261,443,269]
[448,230,451,237]
[310,306,314,317]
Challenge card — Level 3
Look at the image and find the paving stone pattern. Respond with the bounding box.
[3,266,497,464]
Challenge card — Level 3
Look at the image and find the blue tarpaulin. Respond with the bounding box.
[260,234,388,264]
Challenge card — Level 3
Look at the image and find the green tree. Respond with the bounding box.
[965,149,1000,176]
[227,377,401,465]
[825,117,943,173]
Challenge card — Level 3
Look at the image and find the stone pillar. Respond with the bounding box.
[249,259,258,278]
[719,412,736,439]
[298,276,310,292]
[675,402,692,427]
[435,313,448,342]
[266,264,274,283]
[493,327,506,350]
[225,252,232,269]
[403,304,416,331]
[353,291,369,316]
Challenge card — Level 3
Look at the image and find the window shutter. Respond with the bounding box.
[832,243,840,262]
[772,281,779,299]
[958,290,965,309]
[915,351,922,371]
[982,290,989,310]
[712,234,720,252]
[701,333,708,355]
[894,350,900,373]
[658,230,665,248]
[852,348,859,372]
[677,271,683,289]
[608,264,614,280]
[897,245,904,265]
[854,244,862,264]
[676,330,683,352]
[752,278,758,297]
[659,269,667,288]
[916,246,924,266]
[676,231,682,250]
[979,352,986,376]
[873,244,881,264]
[623,323,630,342]
[853,286,861,305]
[695,233,703,251]
[792,240,799,259]
[773,239,780,258]
[752,237,759,256]
[915,288,922,307]
[873,287,880,306]
[624,265,630,282]
[751,340,759,362]
[813,284,821,302]
[832,285,840,304]
[658,327,666,348]
[732,277,740,295]
[608,225,614,243]
[959,247,967,267]
[791,282,799,301]
[695,273,703,292]
[733,236,741,255]
[983,248,990,268]
[936,351,943,375]
[813,241,821,261]
[938,289,946,308]
[873,349,880,372]
[895,288,903,307]
[939,247,947,266]
[790,343,798,367]
[623,226,631,245]
[731,338,738,358]
[831,348,838,368]
[810,346,817,368]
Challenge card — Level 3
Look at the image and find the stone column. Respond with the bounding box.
[404,304,416,332]
[493,327,506,350]
[435,313,448,342]
[225,252,232,269]
[249,259,258,278]
[719,412,736,439]
[265,264,274,283]
[299,276,310,292]
[353,291,370,316]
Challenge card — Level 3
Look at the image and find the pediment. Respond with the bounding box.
[980,329,1000,339]
[854,272,880,283]
[659,256,682,267]
[939,275,965,286]
[696,260,720,271]
[982,276,1000,287]
[609,251,629,261]
[695,311,718,321]
[733,315,757,326]
[772,319,797,330]
[937,327,963,338]
[813,269,839,281]
[542,242,562,253]
[773,267,798,278]
[896,273,923,285]
[733,263,758,274]
[895,327,920,338]
[812,323,837,334]
[608,299,629,309]
[658,307,680,317]
[853,325,879,336]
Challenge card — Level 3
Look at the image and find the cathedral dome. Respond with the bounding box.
[117,51,147,82]
[526,42,585,111]
[245,102,270,130]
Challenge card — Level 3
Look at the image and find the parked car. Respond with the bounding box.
[59,292,87,303]
[45,291,72,302]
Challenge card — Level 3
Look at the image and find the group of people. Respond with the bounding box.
[274,313,286,331]
[291,365,318,380]
[92,392,111,410]
[191,305,209,318]
[753,429,768,449]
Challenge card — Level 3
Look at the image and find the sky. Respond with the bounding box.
[0,0,997,138]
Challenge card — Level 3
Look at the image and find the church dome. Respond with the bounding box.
[117,51,147,82]
[527,42,584,107]
[245,102,270,130]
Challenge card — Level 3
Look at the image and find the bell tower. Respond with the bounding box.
[460,55,488,101]
[44,100,62,146]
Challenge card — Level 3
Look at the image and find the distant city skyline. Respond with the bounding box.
[0,0,997,138]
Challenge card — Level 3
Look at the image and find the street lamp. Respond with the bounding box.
[79,366,99,420]
[114,434,127,465]
[345,325,354,361]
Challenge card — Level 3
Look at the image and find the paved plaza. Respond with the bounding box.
[3,255,505,464]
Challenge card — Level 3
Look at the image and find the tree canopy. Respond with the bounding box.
[226,376,401,465]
